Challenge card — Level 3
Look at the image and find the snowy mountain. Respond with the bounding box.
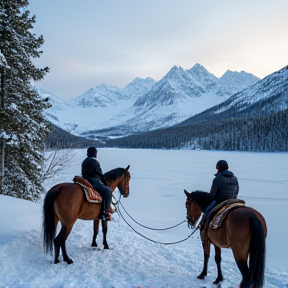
[42,77,155,133]
[41,63,260,139]
[121,77,156,98]
[66,77,156,108]
[102,65,287,151]
[178,64,288,126]
[215,65,288,114]
[38,88,71,120]
[216,69,261,98]
[82,64,259,138]
[67,84,123,108]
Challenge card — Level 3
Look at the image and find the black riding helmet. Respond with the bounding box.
[87,146,97,158]
[216,160,229,172]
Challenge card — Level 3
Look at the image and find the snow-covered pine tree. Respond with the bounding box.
[0,51,8,190]
[0,0,50,201]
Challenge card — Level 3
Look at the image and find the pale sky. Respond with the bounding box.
[28,0,288,100]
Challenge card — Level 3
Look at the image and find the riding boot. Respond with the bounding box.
[102,194,112,221]
[102,211,111,221]
[198,214,208,231]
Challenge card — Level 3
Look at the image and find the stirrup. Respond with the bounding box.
[102,212,111,221]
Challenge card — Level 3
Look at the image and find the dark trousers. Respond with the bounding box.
[84,177,112,213]
[203,200,218,218]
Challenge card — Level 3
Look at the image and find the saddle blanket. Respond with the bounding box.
[73,176,102,204]
[209,199,245,230]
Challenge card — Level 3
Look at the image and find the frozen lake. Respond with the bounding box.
[0,148,287,287]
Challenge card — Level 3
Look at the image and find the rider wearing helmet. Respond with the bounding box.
[81,147,112,221]
[199,160,239,229]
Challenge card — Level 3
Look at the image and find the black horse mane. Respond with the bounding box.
[104,167,125,181]
[191,190,214,211]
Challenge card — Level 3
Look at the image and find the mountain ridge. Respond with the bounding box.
[78,63,260,138]
[41,63,260,139]
[103,64,287,152]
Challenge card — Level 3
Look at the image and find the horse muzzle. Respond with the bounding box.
[122,189,129,198]
[123,192,129,198]
[186,216,196,229]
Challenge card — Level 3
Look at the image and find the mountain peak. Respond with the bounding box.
[221,69,260,80]
[165,65,185,77]
[170,65,184,72]
[191,63,206,70]
[187,63,216,79]
[99,83,107,89]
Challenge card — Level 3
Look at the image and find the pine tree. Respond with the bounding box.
[0,51,8,188]
[0,0,50,201]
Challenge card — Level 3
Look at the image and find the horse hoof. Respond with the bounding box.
[213,277,224,285]
[197,272,206,280]
[54,259,60,264]
[104,245,109,249]
[65,259,74,265]
[91,242,97,247]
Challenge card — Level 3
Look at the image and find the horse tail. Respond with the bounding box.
[249,214,266,286]
[43,188,60,254]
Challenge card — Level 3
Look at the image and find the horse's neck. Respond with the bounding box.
[110,175,122,192]
[110,181,117,192]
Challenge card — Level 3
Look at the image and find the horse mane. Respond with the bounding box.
[104,167,125,181]
[191,190,214,211]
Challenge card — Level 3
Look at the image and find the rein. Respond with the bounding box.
[115,194,199,245]
[119,199,186,231]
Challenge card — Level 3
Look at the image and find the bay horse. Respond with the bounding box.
[43,165,131,264]
[184,190,267,288]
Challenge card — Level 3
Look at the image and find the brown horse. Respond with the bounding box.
[43,165,131,264]
[184,190,267,288]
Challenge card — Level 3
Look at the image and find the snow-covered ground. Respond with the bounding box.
[0,149,287,288]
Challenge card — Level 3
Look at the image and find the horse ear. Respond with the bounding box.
[184,189,190,197]
[126,165,130,171]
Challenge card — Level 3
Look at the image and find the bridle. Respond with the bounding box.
[118,170,130,197]
[186,197,198,228]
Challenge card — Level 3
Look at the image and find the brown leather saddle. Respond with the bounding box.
[73,176,102,204]
[208,199,245,230]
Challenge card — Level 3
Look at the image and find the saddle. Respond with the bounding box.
[73,176,102,204]
[208,199,245,230]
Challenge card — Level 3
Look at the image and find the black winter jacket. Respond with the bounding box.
[210,170,239,202]
[81,157,103,179]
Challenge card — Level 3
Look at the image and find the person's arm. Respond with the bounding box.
[92,160,104,176]
[92,161,112,185]
[209,178,219,199]
[235,178,239,198]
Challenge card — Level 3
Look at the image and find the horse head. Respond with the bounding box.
[117,165,131,198]
[184,189,204,228]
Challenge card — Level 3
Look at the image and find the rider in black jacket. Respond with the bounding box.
[81,147,112,221]
[199,160,239,229]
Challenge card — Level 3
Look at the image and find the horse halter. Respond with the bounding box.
[119,170,130,197]
[186,197,197,228]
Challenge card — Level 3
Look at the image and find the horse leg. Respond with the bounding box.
[102,220,109,249]
[197,230,210,279]
[54,224,74,264]
[235,259,250,288]
[91,219,100,247]
[231,249,250,288]
[53,226,63,264]
[213,245,224,284]
[53,218,61,264]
